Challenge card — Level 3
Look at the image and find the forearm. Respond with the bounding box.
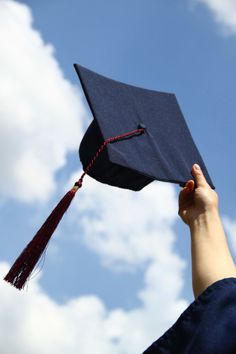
[189,209,236,299]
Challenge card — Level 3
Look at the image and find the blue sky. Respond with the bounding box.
[16,0,236,214]
[1,1,236,353]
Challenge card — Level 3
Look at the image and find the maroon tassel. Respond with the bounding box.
[4,185,80,290]
[4,127,145,290]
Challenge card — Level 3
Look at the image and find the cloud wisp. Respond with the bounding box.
[194,0,236,35]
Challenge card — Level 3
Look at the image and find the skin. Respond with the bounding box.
[178,163,236,299]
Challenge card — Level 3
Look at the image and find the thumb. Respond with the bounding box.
[191,164,209,188]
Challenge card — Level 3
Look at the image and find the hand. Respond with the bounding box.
[178,164,219,226]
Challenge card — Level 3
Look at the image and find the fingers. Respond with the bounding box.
[191,164,209,188]
[181,180,194,193]
[185,180,195,192]
[178,179,194,214]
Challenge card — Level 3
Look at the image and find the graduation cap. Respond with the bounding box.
[4,64,215,290]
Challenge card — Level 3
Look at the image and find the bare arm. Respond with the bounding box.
[178,164,236,299]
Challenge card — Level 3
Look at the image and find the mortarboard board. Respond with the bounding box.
[75,64,215,190]
[4,64,215,290]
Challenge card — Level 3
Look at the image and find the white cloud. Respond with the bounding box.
[70,171,178,269]
[0,0,85,203]
[194,0,236,34]
[0,2,190,353]
[1,170,189,354]
[0,221,188,354]
[64,172,188,351]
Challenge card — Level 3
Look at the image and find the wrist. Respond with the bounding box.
[189,208,220,232]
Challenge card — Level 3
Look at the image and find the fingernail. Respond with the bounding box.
[194,164,200,170]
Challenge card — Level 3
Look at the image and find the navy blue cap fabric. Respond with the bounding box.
[74,64,215,191]
[143,277,236,354]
